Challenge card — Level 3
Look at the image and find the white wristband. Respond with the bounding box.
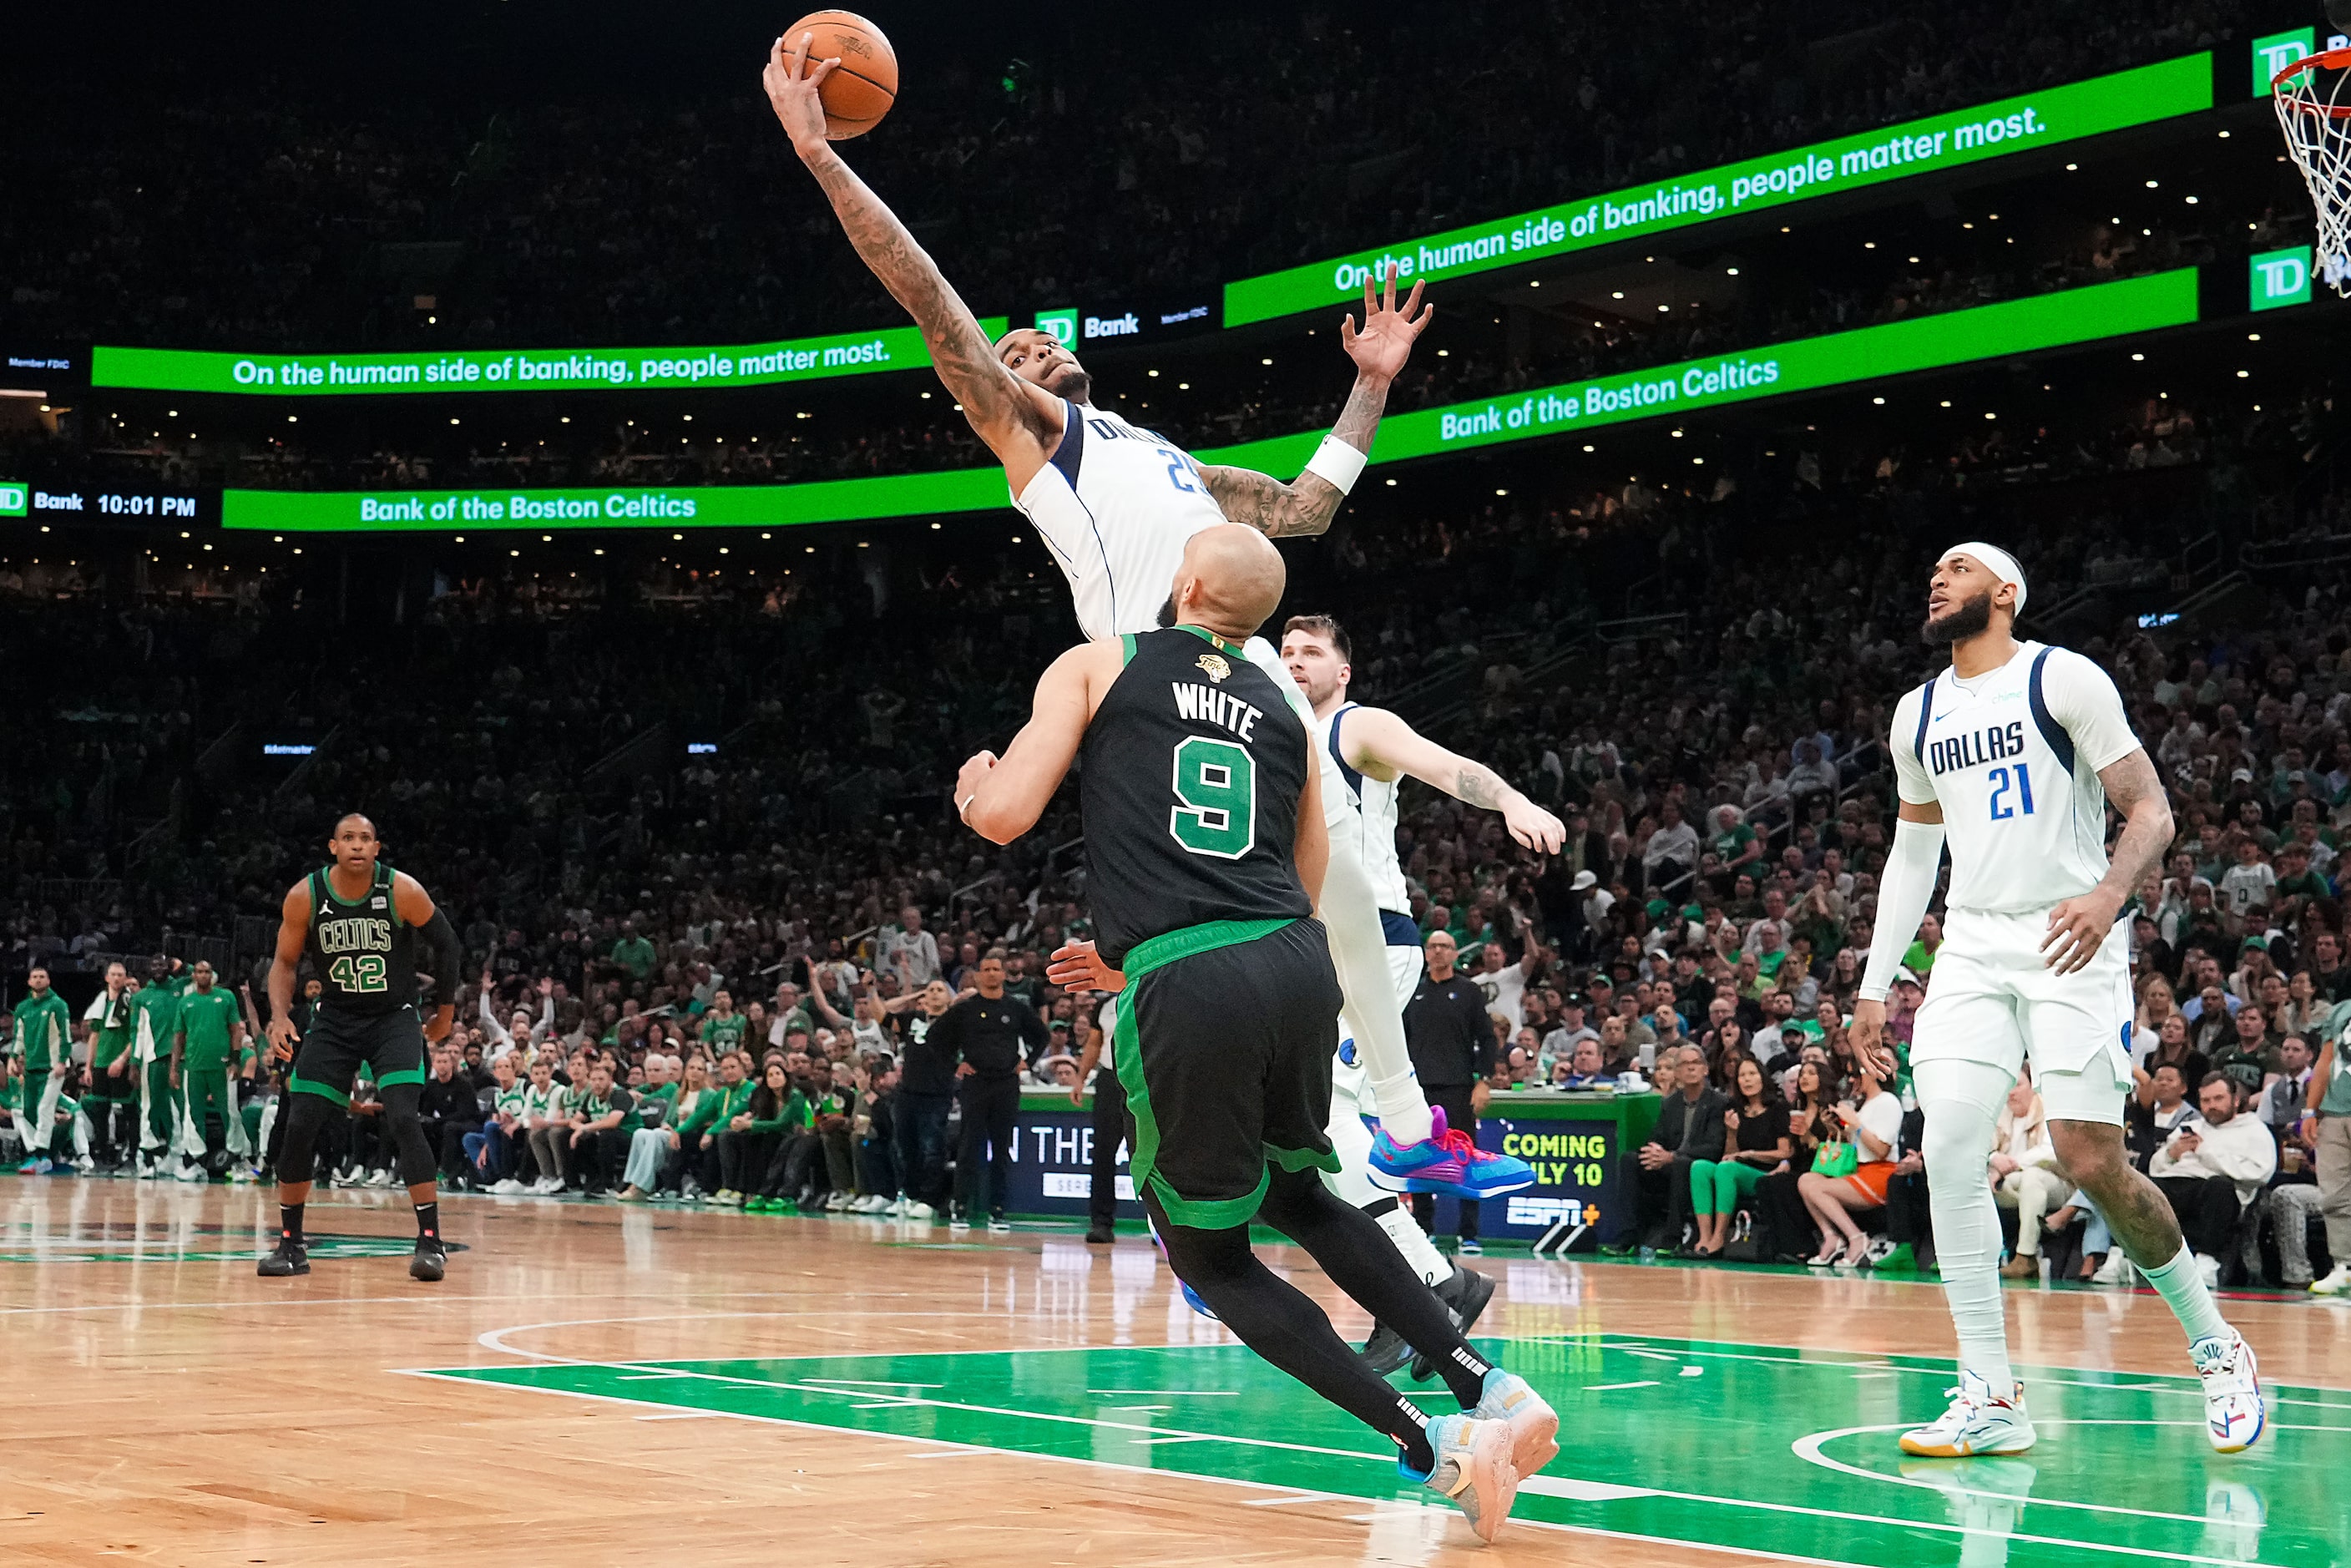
[1304,434,1368,494]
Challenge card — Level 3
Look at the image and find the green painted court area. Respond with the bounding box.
[417,1334,2351,1565]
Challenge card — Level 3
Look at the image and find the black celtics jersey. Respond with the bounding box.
[1079,625,1312,967]
[305,860,418,1014]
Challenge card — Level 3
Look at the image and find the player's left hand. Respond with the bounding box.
[1340,262,1432,383]
[954,751,999,827]
[1046,939,1125,994]
[2041,888,2122,974]
[1502,798,1566,854]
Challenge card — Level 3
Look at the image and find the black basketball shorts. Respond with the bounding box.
[290,1003,426,1105]
[1111,916,1342,1229]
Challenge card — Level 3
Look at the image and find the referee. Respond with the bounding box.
[1070,999,1127,1244]
[1405,930,1497,1252]
[929,948,1049,1232]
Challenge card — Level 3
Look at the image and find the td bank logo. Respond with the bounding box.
[2251,246,2314,311]
[1034,308,1077,347]
[0,482,26,517]
[2254,28,2316,96]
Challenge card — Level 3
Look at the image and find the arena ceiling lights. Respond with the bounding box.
[219,269,2201,534]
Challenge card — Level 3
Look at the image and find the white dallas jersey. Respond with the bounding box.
[1012,398,1226,641]
[1317,701,1413,917]
[1889,640,2141,914]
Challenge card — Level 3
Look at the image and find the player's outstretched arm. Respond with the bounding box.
[1339,707,1563,852]
[1196,264,1429,538]
[265,882,310,1062]
[1295,741,1330,906]
[955,642,1117,844]
[763,34,1049,476]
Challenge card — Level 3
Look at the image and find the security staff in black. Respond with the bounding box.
[1403,929,1498,1244]
[929,948,1050,1228]
[950,525,1530,1505]
[259,813,466,1282]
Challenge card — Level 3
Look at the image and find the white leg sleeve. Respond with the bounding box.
[1322,849,1432,1143]
[1916,1056,2017,1393]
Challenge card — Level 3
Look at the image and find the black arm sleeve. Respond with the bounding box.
[422,908,465,1007]
[1017,1001,1051,1060]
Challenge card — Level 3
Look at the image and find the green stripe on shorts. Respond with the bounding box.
[374,1066,427,1089]
[288,1072,351,1107]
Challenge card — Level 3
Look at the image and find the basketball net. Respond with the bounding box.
[2275,46,2351,295]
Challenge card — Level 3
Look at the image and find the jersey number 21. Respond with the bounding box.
[1988,763,2035,821]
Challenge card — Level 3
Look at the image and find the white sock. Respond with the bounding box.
[1916,1067,2016,1396]
[2140,1242,2232,1346]
[1375,1204,1451,1287]
[1321,850,1433,1144]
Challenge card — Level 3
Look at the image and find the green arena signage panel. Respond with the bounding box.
[94,320,1007,397]
[221,271,2198,533]
[0,481,26,517]
[1222,55,2212,328]
[223,467,1011,533]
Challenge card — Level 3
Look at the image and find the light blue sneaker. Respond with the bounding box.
[1474,1368,1560,1476]
[1403,1413,1519,1543]
[1367,1106,1536,1198]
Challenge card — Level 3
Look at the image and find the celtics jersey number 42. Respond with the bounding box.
[305,861,419,1014]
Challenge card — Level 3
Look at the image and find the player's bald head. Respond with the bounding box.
[1168,524,1287,640]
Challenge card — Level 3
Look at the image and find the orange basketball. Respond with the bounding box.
[786,10,897,139]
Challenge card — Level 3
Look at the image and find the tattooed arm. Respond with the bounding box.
[1196,265,1433,539]
[764,35,1054,485]
[2042,746,2175,974]
[1337,707,1565,853]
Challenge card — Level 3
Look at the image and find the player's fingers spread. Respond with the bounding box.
[1403,278,1425,317]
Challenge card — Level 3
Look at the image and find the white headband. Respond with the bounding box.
[1944,540,2027,616]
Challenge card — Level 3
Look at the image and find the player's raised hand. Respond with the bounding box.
[2040,888,2120,974]
[1846,999,1898,1081]
[763,33,840,158]
[1340,261,1433,382]
[1502,797,1566,855]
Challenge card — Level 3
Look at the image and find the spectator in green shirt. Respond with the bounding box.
[1900,911,1944,979]
[611,921,659,981]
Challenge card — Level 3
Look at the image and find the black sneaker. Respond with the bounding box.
[1359,1320,1413,1377]
[1410,1262,1498,1383]
[1084,1224,1115,1245]
[410,1237,447,1282]
[258,1237,310,1277]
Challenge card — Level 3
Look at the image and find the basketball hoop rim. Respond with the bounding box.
[2274,44,2351,109]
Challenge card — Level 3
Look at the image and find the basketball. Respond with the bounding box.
[786,10,897,139]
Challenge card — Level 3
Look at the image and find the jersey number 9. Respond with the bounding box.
[1170,737,1256,859]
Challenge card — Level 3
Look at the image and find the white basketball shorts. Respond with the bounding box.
[1910,905,2133,1125]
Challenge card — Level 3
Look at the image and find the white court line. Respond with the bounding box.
[634,1411,723,1421]
[1587,1337,2351,1411]
[1581,1380,1660,1391]
[1086,1388,1241,1396]
[401,1370,1872,1566]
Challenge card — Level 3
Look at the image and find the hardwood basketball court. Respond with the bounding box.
[5,1179,2347,1565]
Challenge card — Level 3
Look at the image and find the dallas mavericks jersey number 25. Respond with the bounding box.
[1012,398,1231,641]
[1889,641,2142,915]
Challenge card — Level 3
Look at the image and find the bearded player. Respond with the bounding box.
[1850,544,2263,1458]
[762,36,1529,1211]
[1282,615,1562,1372]
[257,815,464,1282]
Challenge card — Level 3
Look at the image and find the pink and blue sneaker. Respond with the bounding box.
[1368,1107,1534,1198]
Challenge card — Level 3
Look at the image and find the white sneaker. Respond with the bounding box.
[534,1176,563,1195]
[230,1166,258,1185]
[1472,1369,1560,1477]
[368,1169,396,1188]
[2195,1253,2222,1291]
[2190,1331,2265,1454]
[75,1154,95,1174]
[825,1192,849,1211]
[1416,1413,1520,1544]
[491,1178,525,1194]
[173,1161,205,1183]
[2310,1263,2351,1297]
[1898,1369,2035,1457]
[2090,1252,2135,1287]
[988,1217,1012,1234]
[949,1216,971,1234]
[902,1201,933,1220]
